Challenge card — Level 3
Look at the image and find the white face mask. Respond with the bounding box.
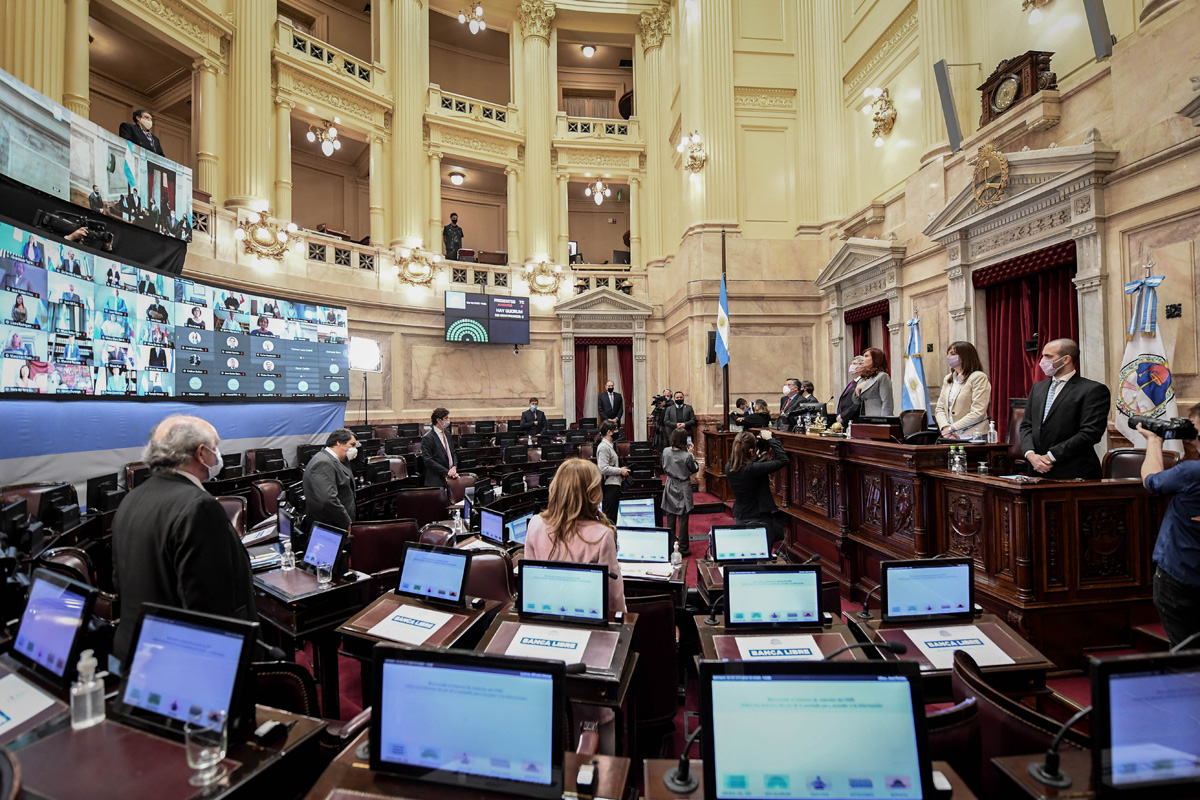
[346,445,359,461]
[441,419,452,431]
[202,445,223,481]
[782,385,791,395]
[139,118,152,131]
[530,405,537,411]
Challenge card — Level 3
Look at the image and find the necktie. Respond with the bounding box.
[438,429,454,466]
[1042,380,1062,422]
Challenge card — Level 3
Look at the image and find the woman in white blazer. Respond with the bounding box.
[934,341,992,439]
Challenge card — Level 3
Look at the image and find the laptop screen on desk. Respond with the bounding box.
[397,543,470,607]
[505,512,533,546]
[277,507,293,544]
[371,649,564,798]
[617,497,656,528]
[480,508,505,544]
[724,565,821,628]
[303,523,344,568]
[701,661,931,800]
[616,527,671,563]
[881,559,973,622]
[711,526,770,563]
[13,570,95,682]
[518,561,607,624]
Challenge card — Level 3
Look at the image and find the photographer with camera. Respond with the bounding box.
[725,428,789,544]
[650,388,670,449]
[1138,403,1200,649]
[34,209,115,252]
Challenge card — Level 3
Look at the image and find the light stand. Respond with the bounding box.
[348,337,383,429]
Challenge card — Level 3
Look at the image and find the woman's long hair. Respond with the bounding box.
[859,347,889,379]
[539,458,615,559]
[727,431,758,473]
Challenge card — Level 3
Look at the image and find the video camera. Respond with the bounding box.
[1130,415,1198,441]
[34,209,114,249]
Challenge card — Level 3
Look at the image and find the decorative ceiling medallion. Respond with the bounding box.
[973,142,1010,209]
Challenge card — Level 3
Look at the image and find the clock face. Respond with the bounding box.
[992,76,1020,112]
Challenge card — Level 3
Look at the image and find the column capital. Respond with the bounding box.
[504,165,519,176]
[193,57,221,76]
[556,171,570,183]
[518,0,556,41]
[628,175,641,186]
[367,132,386,146]
[637,2,672,53]
[428,149,443,161]
[273,95,294,110]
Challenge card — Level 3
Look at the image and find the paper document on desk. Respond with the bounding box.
[618,562,674,580]
[908,624,1014,669]
[0,673,56,736]
[505,625,591,665]
[734,634,824,661]
[367,604,454,646]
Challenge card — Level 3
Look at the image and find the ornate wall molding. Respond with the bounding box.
[734,87,797,111]
[518,0,556,41]
[275,61,389,135]
[561,150,636,168]
[637,2,672,52]
[844,1,918,101]
[115,0,231,64]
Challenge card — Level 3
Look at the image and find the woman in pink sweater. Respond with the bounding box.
[524,458,627,617]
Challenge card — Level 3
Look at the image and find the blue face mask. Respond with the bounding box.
[530,405,537,411]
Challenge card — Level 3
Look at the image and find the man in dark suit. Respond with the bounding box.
[110,415,258,665]
[837,356,865,422]
[663,389,696,436]
[777,378,804,428]
[598,380,623,429]
[118,109,165,157]
[88,184,104,213]
[1019,338,1109,480]
[421,407,458,487]
[302,429,358,530]
[520,396,548,436]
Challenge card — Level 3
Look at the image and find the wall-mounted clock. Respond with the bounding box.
[977,51,1057,128]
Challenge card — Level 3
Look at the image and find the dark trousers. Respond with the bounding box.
[665,512,691,554]
[602,484,621,525]
[1154,566,1200,649]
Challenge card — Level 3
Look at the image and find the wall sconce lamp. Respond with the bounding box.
[393,246,440,285]
[677,131,706,172]
[1022,0,1052,25]
[863,88,896,147]
[524,259,563,295]
[233,210,298,261]
[449,170,466,186]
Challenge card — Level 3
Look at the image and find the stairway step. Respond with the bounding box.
[1131,623,1170,653]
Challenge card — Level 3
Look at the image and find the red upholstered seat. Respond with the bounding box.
[395,487,450,528]
[216,495,247,536]
[445,473,477,504]
[348,518,420,577]
[1102,447,1178,480]
[248,479,284,526]
[464,550,515,604]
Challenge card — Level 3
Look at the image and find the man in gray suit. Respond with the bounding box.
[302,429,358,530]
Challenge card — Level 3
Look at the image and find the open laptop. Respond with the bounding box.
[7,569,97,691]
[880,558,974,623]
[616,496,656,528]
[114,604,258,740]
[518,560,608,625]
[722,563,822,629]
[710,525,771,564]
[505,511,534,547]
[396,542,471,608]
[370,646,565,798]
[1090,650,1200,798]
[302,521,350,575]
[700,659,935,800]
[615,526,673,579]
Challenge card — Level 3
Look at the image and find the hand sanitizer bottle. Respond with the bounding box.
[280,539,295,571]
[986,420,999,444]
[452,508,463,535]
[70,649,106,730]
[671,539,683,568]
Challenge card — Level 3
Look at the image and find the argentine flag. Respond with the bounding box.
[715,276,730,367]
[901,317,933,426]
[123,141,138,188]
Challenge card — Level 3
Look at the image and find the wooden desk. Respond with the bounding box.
[693,616,863,661]
[695,560,724,610]
[253,568,372,719]
[993,750,1095,799]
[701,429,737,500]
[642,759,978,800]
[13,705,325,800]
[302,730,631,800]
[849,613,1055,702]
[622,563,687,610]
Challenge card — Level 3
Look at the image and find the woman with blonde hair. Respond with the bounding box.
[524,457,626,616]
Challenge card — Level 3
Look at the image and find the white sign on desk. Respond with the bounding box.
[907,624,1015,669]
[734,634,824,661]
[0,673,56,736]
[366,603,454,646]
[505,625,591,666]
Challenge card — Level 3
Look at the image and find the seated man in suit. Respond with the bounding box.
[776,378,804,429]
[421,407,459,487]
[1019,338,1109,479]
[302,429,358,530]
[598,379,624,431]
[520,396,548,436]
[117,108,165,157]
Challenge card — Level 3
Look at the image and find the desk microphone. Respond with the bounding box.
[822,640,907,661]
[857,584,882,619]
[565,663,588,675]
[1027,705,1092,788]
[800,553,820,565]
[703,595,725,627]
[663,723,703,794]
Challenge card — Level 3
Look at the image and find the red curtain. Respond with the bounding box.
[851,321,868,357]
[574,343,590,422]
[617,343,634,433]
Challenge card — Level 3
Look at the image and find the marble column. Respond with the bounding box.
[811,1,846,222]
[62,0,90,116]
[274,97,293,221]
[390,0,426,247]
[628,176,641,266]
[428,150,443,253]
[505,166,520,263]
[0,0,65,101]
[192,59,220,200]
[636,3,670,262]
[518,0,556,261]
[917,0,971,160]
[556,172,570,265]
[693,0,738,226]
[226,0,273,209]
[368,134,386,245]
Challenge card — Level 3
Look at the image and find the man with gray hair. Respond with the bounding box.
[837,356,866,423]
[110,414,258,665]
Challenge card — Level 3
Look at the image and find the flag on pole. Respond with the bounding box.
[715,275,730,368]
[123,141,138,189]
[901,317,934,426]
[1115,255,1182,454]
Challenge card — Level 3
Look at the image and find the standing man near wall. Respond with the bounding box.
[442,212,463,260]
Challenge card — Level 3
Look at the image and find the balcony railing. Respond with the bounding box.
[556,114,640,141]
[277,21,377,91]
[427,85,519,133]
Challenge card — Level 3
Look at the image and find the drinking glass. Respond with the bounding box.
[185,712,228,787]
[316,561,333,585]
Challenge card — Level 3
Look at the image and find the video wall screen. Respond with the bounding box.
[0,218,349,399]
[0,67,192,242]
[444,291,529,345]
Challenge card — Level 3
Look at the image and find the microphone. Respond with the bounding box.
[663,723,703,794]
[703,595,725,627]
[1027,705,1092,787]
[565,663,587,674]
[857,584,882,620]
[822,640,907,661]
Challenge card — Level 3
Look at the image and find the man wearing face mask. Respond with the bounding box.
[663,390,696,436]
[520,396,548,436]
[111,414,258,666]
[303,429,359,530]
[421,407,460,487]
[1019,338,1110,479]
[598,379,624,432]
[777,378,804,429]
[837,356,865,423]
[117,108,165,157]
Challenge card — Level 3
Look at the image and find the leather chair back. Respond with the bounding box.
[37,547,94,585]
[1007,399,1028,465]
[0,738,20,800]
[217,495,247,536]
[951,650,1087,800]
[927,697,981,792]
[445,473,477,504]
[373,426,399,441]
[252,660,321,718]
[577,444,594,461]
[525,447,542,463]
[1102,447,1178,480]
[125,461,150,490]
[899,409,927,438]
[464,550,514,604]
[248,479,285,526]
[395,487,450,528]
[523,473,541,489]
[627,594,678,732]
[419,525,454,547]
[349,518,420,576]
[387,457,408,481]
[616,441,632,459]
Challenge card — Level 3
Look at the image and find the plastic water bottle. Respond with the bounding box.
[452,508,463,535]
[671,540,683,568]
[947,446,957,471]
[956,447,968,473]
[70,649,106,730]
[986,420,999,444]
[280,539,295,571]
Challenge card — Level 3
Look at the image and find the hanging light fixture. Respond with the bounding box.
[583,178,612,206]
[307,120,341,157]
[581,45,596,58]
[459,3,486,33]
[449,170,466,186]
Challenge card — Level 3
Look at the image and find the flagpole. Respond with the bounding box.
[721,227,730,428]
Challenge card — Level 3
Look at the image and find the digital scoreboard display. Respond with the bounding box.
[444,291,529,345]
